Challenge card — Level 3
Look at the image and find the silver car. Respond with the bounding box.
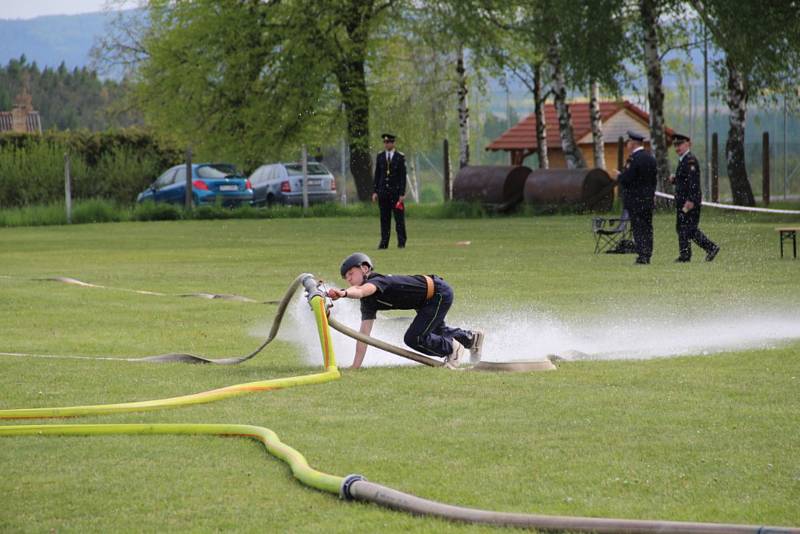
[249,162,337,207]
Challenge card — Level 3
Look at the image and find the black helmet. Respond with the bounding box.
[340,252,373,278]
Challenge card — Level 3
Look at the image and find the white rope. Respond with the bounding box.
[655,191,800,215]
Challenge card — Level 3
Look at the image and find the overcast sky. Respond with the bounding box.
[0,0,135,20]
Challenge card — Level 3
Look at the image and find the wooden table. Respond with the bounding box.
[776,227,800,258]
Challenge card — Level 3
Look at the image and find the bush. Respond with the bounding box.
[84,146,164,204]
[132,202,183,221]
[0,142,87,207]
[72,199,124,224]
[0,130,181,208]
[0,202,67,227]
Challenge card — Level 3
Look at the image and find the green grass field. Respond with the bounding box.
[1,209,799,532]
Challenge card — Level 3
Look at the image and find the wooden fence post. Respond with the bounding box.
[711,133,719,202]
[762,131,770,206]
[301,145,309,213]
[64,153,72,224]
[184,147,193,210]
[443,139,450,202]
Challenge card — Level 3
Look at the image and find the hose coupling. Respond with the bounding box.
[339,474,366,500]
[300,273,324,303]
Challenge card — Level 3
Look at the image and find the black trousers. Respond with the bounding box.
[629,208,653,260]
[378,193,406,247]
[676,206,715,259]
[404,277,471,358]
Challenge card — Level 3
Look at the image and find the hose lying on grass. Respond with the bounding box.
[1,423,797,534]
[3,273,443,367]
[0,274,340,419]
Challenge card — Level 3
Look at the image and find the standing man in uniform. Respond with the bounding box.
[373,133,407,249]
[668,133,720,262]
[614,130,657,264]
[327,252,484,370]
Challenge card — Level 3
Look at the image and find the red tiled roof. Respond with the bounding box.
[487,100,668,151]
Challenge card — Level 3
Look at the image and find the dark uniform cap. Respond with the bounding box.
[340,252,373,278]
[672,133,691,144]
[626,130,646,142]
[381,133,396,142]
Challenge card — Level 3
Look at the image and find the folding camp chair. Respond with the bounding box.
[592,211,634,254]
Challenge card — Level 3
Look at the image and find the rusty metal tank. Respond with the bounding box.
[523,168,615,212]
[452,165,532,211]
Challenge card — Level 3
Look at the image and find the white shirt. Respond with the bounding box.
[385,150,395,162]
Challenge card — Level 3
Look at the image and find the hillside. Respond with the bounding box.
[0,11,124,72]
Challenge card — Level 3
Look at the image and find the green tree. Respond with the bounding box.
[692,0,800,206]
[126,0,395,198]
[448,0,627,169]
[0,56,138,131]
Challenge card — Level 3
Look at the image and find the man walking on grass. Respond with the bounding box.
[669,133,720,263]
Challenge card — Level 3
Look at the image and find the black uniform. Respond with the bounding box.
[360,272,471,358]
[617,147,657,263]
[374,150,407,248]
[674,151,716,260]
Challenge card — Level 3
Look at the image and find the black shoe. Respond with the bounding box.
[705,246,720,262]
[466,330,484,364]
[377,243,388,250]
[674,256,691,263]
[398,243,405,249]
[634,257,650,265]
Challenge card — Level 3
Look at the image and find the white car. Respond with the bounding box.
[249,162,337,207]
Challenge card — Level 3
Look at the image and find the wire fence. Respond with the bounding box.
[691,140,800,202]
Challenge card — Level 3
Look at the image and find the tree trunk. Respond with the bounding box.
[533,62,549,169]
[333,0,376,201]
[589,80,605,169]
[548,39,585,169]
[724,58,755,206]
[456,44,469,169]
[337,59,373,201]
[640,0,669,191]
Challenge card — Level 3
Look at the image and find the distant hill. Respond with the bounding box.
[0,11,128,72]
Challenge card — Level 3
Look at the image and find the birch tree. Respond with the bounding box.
[589,80,606,168]
[456,44,470,169]
[639,0,671,192]
[406,2,484,171]
[692,0,800,206]
[548,36,587,168]
[466,6,552,169]
[562,0,627,170]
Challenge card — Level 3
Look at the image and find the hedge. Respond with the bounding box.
[0,129,183,208]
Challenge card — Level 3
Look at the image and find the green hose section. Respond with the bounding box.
[0,285,339,420]
[0,423,344,495]
[0,369,339,419]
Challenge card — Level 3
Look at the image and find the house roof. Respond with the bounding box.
[486,100,672,152]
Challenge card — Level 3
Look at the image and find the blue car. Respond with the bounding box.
[137,163,253,207]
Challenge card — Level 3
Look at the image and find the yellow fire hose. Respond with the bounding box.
[0,274,339,420]
[0,423,344,494]
[1,274,798,533]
